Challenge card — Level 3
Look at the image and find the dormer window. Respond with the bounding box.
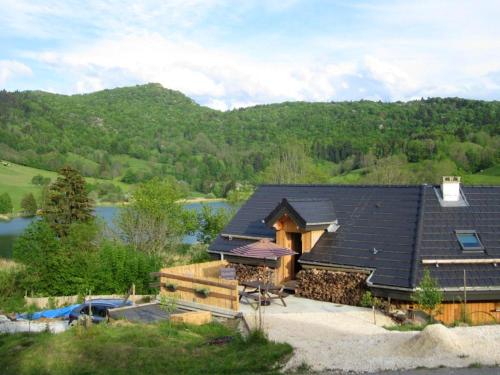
[455,230,484,251]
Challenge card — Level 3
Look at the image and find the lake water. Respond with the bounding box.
[0,201,230,259]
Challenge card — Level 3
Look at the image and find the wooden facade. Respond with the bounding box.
[435,301,500,325]
[273,215,325,283]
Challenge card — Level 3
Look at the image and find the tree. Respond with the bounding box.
[226,184,254,207]
[31,174,51,186]
[196,204,233,244]
[0,192,13,214]
[20,193,37,216]
[42,166,94,236]
[116,177,189,256]
[412,269,443,322]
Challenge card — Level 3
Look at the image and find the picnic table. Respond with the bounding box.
[239,280,288,309]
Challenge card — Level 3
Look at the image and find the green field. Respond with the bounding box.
[0,162,130,212]
[0,322,292,375]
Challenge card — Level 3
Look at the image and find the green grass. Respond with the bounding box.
[0,162,130,212]
[384,323,428,331]
[479,165,500,176]
[462,173,500,185]
[329,169,365,184]
[0,322,292,375]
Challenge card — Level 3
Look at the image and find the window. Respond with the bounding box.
[455,230,484,251]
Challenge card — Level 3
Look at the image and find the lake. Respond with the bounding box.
[0,201,231,259]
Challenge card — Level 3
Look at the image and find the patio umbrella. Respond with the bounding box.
[229,240,297,283]
[229,239,297,260]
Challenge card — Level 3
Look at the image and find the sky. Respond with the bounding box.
[1,0,500,110]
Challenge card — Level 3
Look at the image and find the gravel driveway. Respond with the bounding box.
[241,296,500,373]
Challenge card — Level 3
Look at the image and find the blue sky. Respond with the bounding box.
[1,0,500,110]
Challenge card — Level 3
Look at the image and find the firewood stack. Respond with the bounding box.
[296,269,367,305]
[227,263,274,283]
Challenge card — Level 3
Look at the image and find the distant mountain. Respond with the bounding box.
[1,83,499,195]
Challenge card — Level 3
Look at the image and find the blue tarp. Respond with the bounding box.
[17,304,81,320]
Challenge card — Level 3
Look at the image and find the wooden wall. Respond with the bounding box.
[435,301,500,325]
[274,216,324,252]
[275,255,293,284]
[301,230,324,253]
[274,215,325,283]
[158,260,239,311]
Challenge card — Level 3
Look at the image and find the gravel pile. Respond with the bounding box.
[244,301,500,373]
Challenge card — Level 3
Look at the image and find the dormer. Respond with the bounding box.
[263,198,338,253]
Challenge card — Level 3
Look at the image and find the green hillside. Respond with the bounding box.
[1,84,500,195]
[0,162,129,212]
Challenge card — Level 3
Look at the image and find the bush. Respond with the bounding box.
[0,261,25,313]
[411,269,443,322]
[13,220,161,296]
[360,291,373,307]
[196,204,233,244]
[90,241,161,294]
[21,193,37,216]
[0,192,13,214]
[31,174,51,186]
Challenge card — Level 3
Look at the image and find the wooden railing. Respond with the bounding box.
[151,260,239,311]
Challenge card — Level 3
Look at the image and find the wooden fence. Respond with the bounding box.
[435,301,500,325]
[151,260,239,312]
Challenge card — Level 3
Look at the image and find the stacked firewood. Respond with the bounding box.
[228,263,274,283]
[296,269,367,305]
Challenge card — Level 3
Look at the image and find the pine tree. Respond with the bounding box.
[21,193,37,216]
[42,166,94,236]
[0,192,13,214]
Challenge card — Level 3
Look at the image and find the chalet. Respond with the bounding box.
[209,177,500,324]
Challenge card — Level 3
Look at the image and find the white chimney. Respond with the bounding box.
[441,176,461,202]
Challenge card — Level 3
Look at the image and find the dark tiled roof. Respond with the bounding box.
[299,186,422,288]
[209,184,500,290]
[264,198,336,229]
[416,186,500,289]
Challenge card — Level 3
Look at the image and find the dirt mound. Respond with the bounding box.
[399,324,465,357]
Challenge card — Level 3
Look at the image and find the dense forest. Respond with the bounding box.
[1,83,500,196]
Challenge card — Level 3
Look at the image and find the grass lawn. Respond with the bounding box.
[463,172,500,185]
[0,322,292,375]
[0,162,130,212]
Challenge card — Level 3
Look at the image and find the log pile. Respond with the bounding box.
[227,263,274,284]
[296,269,367,305]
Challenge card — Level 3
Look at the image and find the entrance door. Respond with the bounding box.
[290,232,303,275]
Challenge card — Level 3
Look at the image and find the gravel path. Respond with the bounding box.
[241,296,500,373]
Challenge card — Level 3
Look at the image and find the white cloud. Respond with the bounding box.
[28,28,500,108]
[0,60,32,86]
[76,77,104,94]
[4,0,500,106]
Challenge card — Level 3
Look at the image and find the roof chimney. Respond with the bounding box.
[441,176,461,202]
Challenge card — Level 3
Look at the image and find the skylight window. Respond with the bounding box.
[455,230,484,251]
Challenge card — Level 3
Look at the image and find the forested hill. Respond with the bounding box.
[1,83,500,196]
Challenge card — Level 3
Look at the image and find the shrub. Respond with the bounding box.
[0,192,13,214]
[21,193,37,216]
[0,261,25,313]
[411,269,443,322]
[13,220,161,296]
[91,241,161,294]
[159,294,178,314]
[31,174,51,186]
[194,287,210,298]
[360,291,373,307]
